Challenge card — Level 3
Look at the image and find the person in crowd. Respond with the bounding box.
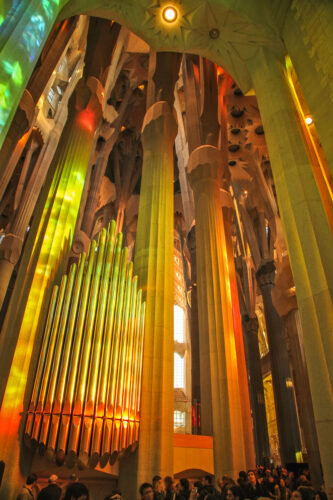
[179,478,191,499]
[62,482,89,500]
[218,475,235,499]
[262,469,276,498]
[236,471,247,493]
[202,476,219,497]
[164,476,175,500]
[226,485,244,500]
[286,472,296,492]
[297,475,315,500]
[140,483,155,500]
[37,474,62,500]
[17,473,38,500]
[153,475,165,500]
[274,477,291,500]
[244,470,264,500]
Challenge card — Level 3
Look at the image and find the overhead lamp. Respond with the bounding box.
[305,116,313,125]
[162,6,178,23]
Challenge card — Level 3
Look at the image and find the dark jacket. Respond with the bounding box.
[37,484,62,500]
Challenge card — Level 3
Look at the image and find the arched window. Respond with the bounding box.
[174,304,184,343]
[174,352,184,389]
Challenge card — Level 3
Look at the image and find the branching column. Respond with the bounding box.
[243,315,270,462]
[248,48,333,493]
[284,308,322,488]
[257,261,301,463]
[222,190,255,469]
[188,144,245,478]
[133,101,177,487]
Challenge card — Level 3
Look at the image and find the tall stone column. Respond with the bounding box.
[222,190,255,469]
[187,226,201,434]
[283,1,333,176]
[284,308,322,488]
[130,101,177,491]
[187,144,246,479]
[243,315,270,463]
[248,48,333,493]
[256,261,302,463]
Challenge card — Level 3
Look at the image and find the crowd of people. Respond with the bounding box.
[16,466,327,500]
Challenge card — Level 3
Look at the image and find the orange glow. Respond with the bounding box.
[76,108,96,134]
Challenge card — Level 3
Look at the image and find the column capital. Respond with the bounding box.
[72,76,104,125]
[243,314,259,336]
[0,233,24,265]
[187,144,222,188]
[141,101,178,148]
[256,260,276,289]
[221,188,233,221]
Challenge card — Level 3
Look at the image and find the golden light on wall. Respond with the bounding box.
[162,5,178,23]
[24,221,145,468]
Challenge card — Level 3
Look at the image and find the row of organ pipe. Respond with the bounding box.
[25,220,145,468]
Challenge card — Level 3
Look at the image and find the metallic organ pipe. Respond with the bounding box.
[25,223,145,467]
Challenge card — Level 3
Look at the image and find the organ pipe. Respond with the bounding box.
[25,221,145,467]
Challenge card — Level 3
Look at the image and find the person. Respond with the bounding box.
[244,470,264,500]
[236,471,248,494]
[218,476,235,499]
[292,489,315,500]
[153,475,165,500]
[274,478,291,500]
[226,486,244,500]
[140,483,155,500]
[262,469,275,498]
[62,482,89,500]
[179,479,191,499]
[202,476,218,496]
[37,475,62,500]
[17,474,38,500]
[164,476,175,500]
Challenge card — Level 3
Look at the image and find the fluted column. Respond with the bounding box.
[187,226,201,433]
[248,48,333,494]
[284,308,322,488]
[132,101,177,490]
[243,314,270,463]
[187,144,246,478]
[222,189,255,468]
[0,77,103,500]
[256,261,301,463]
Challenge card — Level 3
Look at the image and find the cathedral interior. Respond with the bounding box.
[0,1,333,499]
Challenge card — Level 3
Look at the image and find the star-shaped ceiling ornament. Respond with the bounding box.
[140,0,204,50]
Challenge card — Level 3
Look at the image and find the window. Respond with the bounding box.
[174,410,186,429]
[174,353,184,389]
[174,304,184,342]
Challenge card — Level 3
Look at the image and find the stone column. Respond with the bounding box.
[283,1,333,175]
[256,261,302,463]
[243,315,270,463]
[284,308,322,489]
[222,189,255,469]
[248,48,333,494]
[131,101,177,490]
[187,226,201,434]
[187,144,246,478]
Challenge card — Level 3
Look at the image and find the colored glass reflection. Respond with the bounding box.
[0,0,67,145]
